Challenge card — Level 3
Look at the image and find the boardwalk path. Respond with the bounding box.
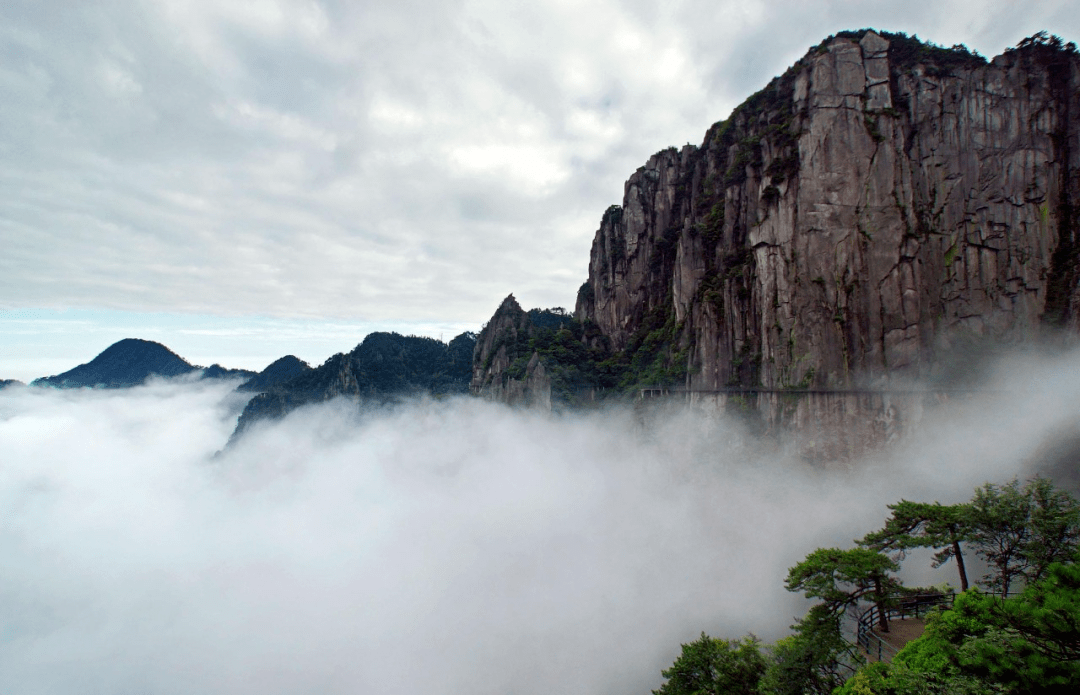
[855,594,951,663]
[862,618,927,662]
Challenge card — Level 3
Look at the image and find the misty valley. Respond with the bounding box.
[2,343,1080,694]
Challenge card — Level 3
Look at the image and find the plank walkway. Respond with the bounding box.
[862,617,927,662]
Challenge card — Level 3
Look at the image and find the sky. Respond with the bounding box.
[3,0,1080,381]
[2,346,1076,694]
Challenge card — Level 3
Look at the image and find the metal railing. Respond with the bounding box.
[855,593,954,662]
[638,386,998,399]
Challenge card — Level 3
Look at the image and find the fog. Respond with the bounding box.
[1,350,1078,695]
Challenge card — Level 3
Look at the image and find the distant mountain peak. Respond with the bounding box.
[31,338,253,389]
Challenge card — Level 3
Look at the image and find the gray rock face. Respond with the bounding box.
[576,31,1080,389]
[471,295,553,410]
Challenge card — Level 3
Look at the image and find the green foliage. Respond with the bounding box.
[834,659,993,695]
[832,479,1080,694]
[860,479,1080,597]
[709,64,801,192]
[1001,560,1080,662]
[601,204,623,226]
[479,303,690,404]
[881,580,1080,694]
[861,500,973,590]
[943,243,960,267]
[759,605,858,695]
[786,547,900,617]
[652,633,766,695]
[576,281,594,308]
[968,479,1031,597]
[1012,31,1079,56]
[647,478,1080,695]
[1022,477,1080,583]
[818,29,987,75]
[517,308,608,403]
[593,294,689,392]
[724,135,762,186]
[968,477,1080,596]
[701,201,725,248]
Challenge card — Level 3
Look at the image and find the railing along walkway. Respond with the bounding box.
[638,386,998,399]
[855,594,954,663]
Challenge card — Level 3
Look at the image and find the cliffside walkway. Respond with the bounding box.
[855,594,953,663]
[637,387,994,399]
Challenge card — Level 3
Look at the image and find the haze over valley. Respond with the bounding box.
[2,344,1077,694]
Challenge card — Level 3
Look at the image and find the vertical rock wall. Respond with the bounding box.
[576,31,1080,390]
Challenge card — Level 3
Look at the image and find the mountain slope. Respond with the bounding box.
[31,339,257,388]
[32,338,199,388]
[230,331,476,441]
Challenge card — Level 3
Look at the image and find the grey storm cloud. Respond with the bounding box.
[2,345,1079,693]
[2,0,1079,326]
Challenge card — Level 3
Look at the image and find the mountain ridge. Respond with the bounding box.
[228,331,477,443]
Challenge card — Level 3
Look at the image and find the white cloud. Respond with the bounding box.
[1,349,1078,692]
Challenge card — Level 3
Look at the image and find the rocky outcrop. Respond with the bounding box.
[576,31,1080,390]
[471,295,554,410]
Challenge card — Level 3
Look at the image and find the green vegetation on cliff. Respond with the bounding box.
[477,303,690,406]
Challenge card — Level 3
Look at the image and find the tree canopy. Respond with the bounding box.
[861,500,971,590]
[652,633,766,695]
[649,476,1080,695]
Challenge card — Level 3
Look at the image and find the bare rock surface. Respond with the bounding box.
[575,31,1080,391]
[471,295,554,410]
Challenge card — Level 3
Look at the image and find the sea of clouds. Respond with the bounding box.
[1,348,1078,695]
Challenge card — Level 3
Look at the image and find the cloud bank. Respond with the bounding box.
[1,348,1079,694]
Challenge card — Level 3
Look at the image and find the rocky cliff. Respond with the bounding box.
[471,295,554,409]
[573,30,1080,390]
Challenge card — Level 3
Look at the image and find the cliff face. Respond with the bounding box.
[576,31,1080,389]
[471,295,554,410]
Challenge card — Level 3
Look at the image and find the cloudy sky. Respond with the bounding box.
[2,0,1078,380]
